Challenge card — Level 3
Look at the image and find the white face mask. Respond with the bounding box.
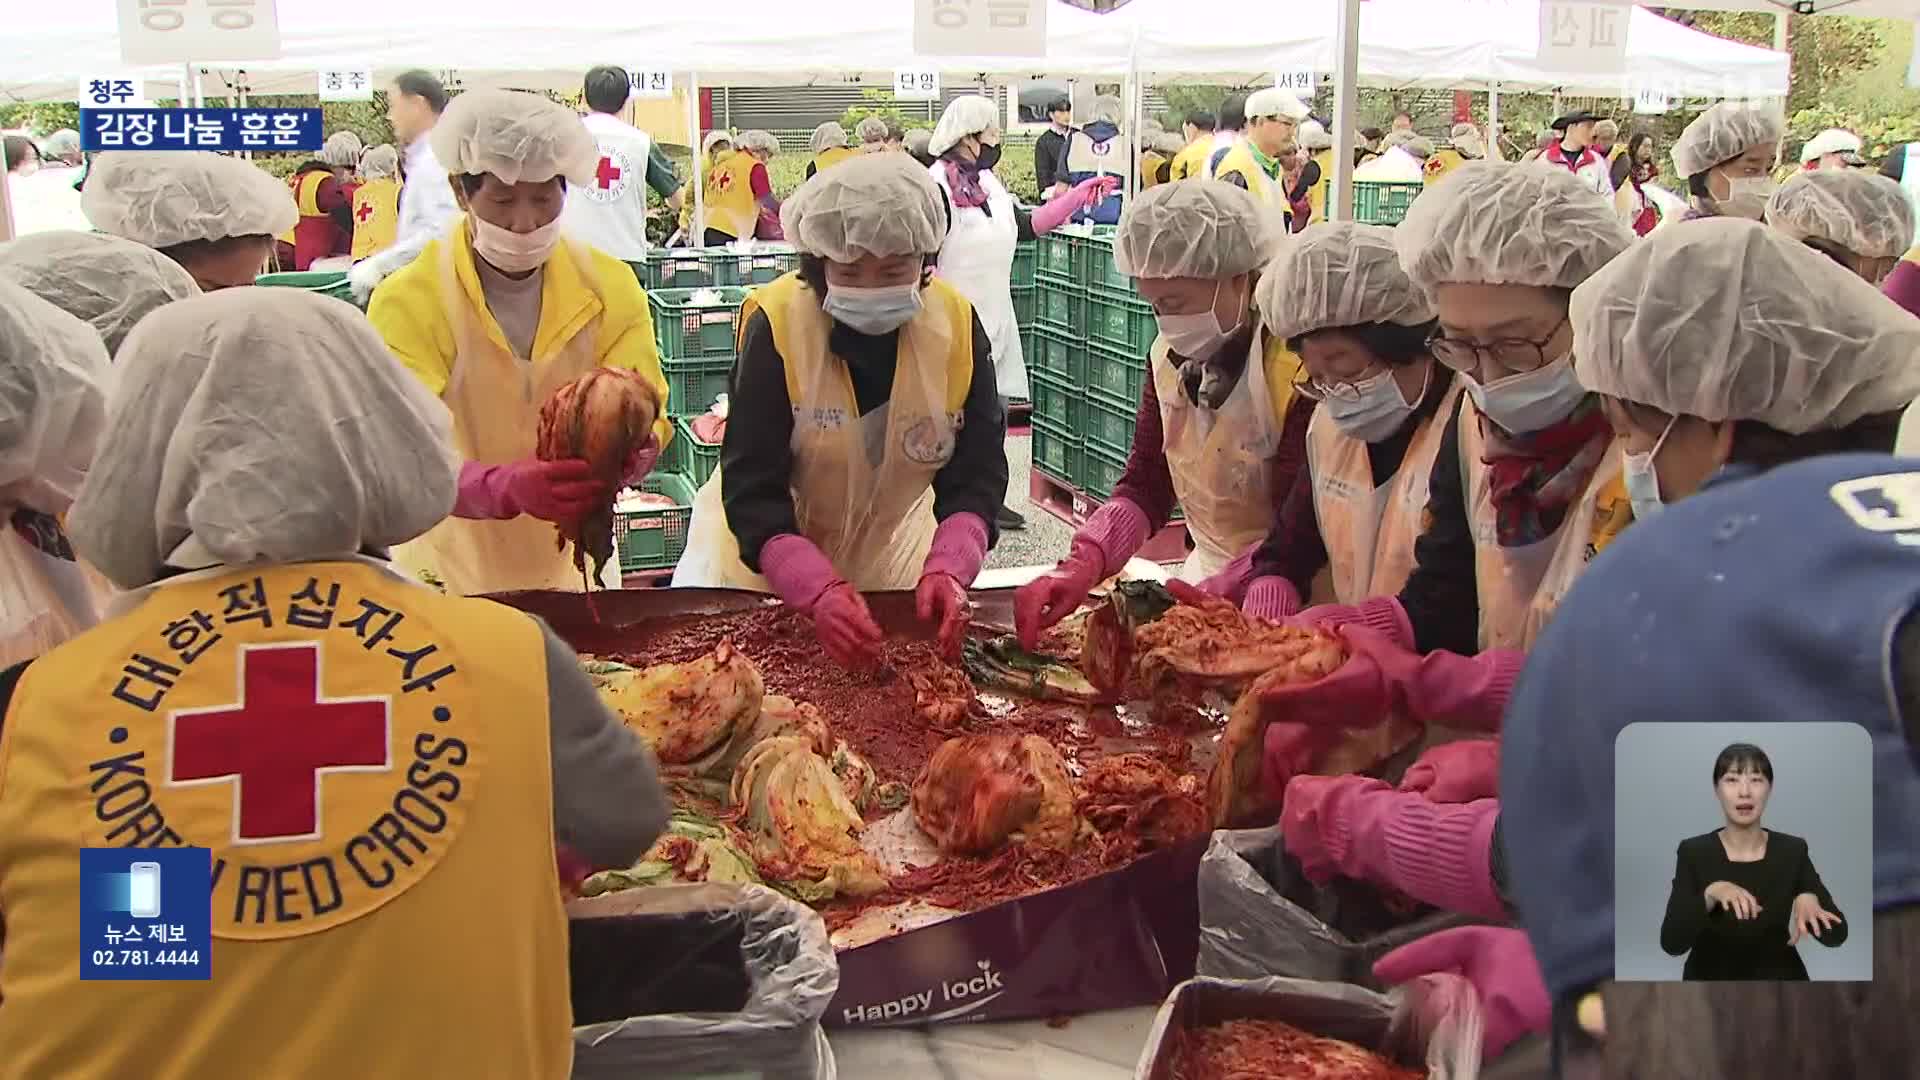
[1622,415,1678,521]
[1326,365,1426,442]
[1716,175,1775,220]
[822,282,923,336]
[470,214,563,274]
[1464,352,1588,435]
[1157,281,1244,358]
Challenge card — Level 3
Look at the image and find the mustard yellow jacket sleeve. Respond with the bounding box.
[366,237,459,397]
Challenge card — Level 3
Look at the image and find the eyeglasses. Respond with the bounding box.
[1426,318,1568,376]
[1292,363,1385,402]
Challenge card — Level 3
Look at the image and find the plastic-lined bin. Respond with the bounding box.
[1028,326,1083,385]
[1012,240,1037,288]
[1086,340,1148,410]
[1353,181,1423,226]
[663,359,731,417]
[1027,370,1080,431]
[650,286,753,361]
[1088,286,1158,355]
[1036,287,1088,338]
[255,270,355,305]
[667,416,723,489]
[1031,416,1081,485]
[1085,391,1137,459]
[1012,285,1037,328]
[615,471,697,573]
[1082,441,1128,501]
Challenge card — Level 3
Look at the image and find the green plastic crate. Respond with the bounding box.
[256,270,355,305]
[1027,370,1081,431]
[1036,287,1088,338]
[1012,240,1037,288]
[1012,285,1037,328]
[709,245,799,286]
[667,416,723,489]
[615,471,697,573]
[1086,341,1147,410]
[1354,181,1423,225]
[662,357,732,417]
[1084,244,1136,295]
[637,251,717,290]
[1035,232,1085,289]
[1084,391,1137,458]
[650,286,752,360]
[1088,286,1158,355]
[1081,441,1128,500]
[1030,416,1081,485]
[1028,326,1084,385]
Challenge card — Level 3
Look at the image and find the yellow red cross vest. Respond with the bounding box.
[350,176,401,260]
[704,149,762,240]
[1214,142,1279,207]
[0,558,571,1080]
[1171,140,1211,182]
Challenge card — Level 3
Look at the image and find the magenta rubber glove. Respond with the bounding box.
[1400,739,1501,803]
[1196,541,1260,604]
[1280,773,1507,920]
[922,512,990,587]
[1372,926,1550,1061]
[1255,624,1412,731]
[916,572,971,659]
[1398,648,1525,734]
[760,534,884,668]
[814,584,885,669]
[1242,576,1304,621]
[452,458,605,523]
[1290,595,1416,651]
[1013,499,1149,649]
[1265,623,1524,735]
[1031,176,1121,233]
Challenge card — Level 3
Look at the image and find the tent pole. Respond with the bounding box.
[689,71,704,245]
[193,68,206,108]
[1488,83,1501,161]
[1773,11,1789,171]
[1126,34,1141,206]
[1330,0,1361,220]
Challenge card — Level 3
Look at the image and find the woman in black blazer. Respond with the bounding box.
[1659,743,1848,980]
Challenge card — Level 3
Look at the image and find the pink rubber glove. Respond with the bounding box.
[1399,648,1525,734]
[1290,595,1416,651]
[1265,624,1522,734]
[759,533,843,613]
[622,437,661,487]
[916,572,971,659]
[922,512,990,587]
[557,844,592,895]
[1013,499,1149,649]
[1242,576,1304,621]
[1030,176,1120,233]
[1196,541,1260,604]
[1254,624,1410,731]
[814,583,885,669]
[1400,739,1501,803]
[1279,773,1507,921]
[452,458,605,523]
[760,532,885,668]
[1373,926,1550,1061]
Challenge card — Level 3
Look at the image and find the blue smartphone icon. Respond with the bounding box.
[128,862,161,919]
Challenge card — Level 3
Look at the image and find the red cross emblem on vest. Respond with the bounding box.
[356,202,375,223]
[595,155,623,189]
[169,643,392,843]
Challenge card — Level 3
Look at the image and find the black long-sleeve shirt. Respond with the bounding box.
[722,306,1009,572]
[1033,128,1071,196]
[1659,830,1848,980]
[1391,401,1481,655]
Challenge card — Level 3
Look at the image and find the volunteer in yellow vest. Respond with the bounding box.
[671,130,735,246]
[806,122,855,179]
[703,130,780,245]
[0,281,108,668]
[1215,87,1310,226]
[1171,110,1217,182]
[1016,182,1308,644]
[0,288,668,1080]
[367,89,672,597]
[286,130,362,271]
[350,143,403,262]
[1232,222,1465,628]
[673,154,1010,670]
[1424,122,1485,188]
[1298,119,1336,223]
[1289,163,1635,665]
[82,150,296,291]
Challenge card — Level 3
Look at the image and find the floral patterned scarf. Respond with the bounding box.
[1479,396,1614,547]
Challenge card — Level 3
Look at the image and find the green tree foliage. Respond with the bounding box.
[0,102,81,133]
[838,89,935,135]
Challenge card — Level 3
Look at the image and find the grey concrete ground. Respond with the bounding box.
[985,432,1075,571]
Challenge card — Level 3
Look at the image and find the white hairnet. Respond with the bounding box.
[359,143,399,179]
[1257,222,1435,341]
[1246,88,1310,123]
[1571,217,1920,433]
[67,289,458,591]
[1397,162,1633,293]
[320,130,364,167]
[1086,95,1124,126]
[810,122,848,155]
[430,88,597,186]
[857,116,889,143]
[779,152,947,262]
[1384,131,1434,159]
[930,95,1000,156]
[702,129,734,155]
[739,130,781,156]
[42,129,80,160]
[83,150,297,249]
[1150,132,1187,156]
[0,231,199,357]
[1766,170,1914,259]
[1299,120,1332,151]
[904,128,933,155]
[1671,102,1784,179]
[1113,181,1280,280]
[1799,128,1862,164]
[0,280,108,517]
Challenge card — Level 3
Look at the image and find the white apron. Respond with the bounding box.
[672,278,967,591]
[1307,378,1463,604]
[0,511,101,669]
[1151,331,1284,583]
[930,161,1026,400]
[1459,397,1628,651]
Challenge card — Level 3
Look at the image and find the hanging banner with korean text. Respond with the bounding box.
[318,69,373,102]
[1537,0,1631,76]
[894,69,941,101]
[913,0,1047,58]
[629,69,673,100]
[116,0,283,65]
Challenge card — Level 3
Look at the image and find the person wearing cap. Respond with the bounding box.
[1052,95,1131,225]
[1538,110,1614,197]
[855,116,890,154]
[366,89,671,597]
[348,70,460,304]
[1768,169,1913,287]
[672,154,1009,669]
[82,150,297,292]
[703,129,781,245]
[1214,88,1310,225]
[1033,94,1075,200]
[1799,127,1865,172]
[0,281,109,668]
[1015,182,1309,642]
[925,94,1115,530]
[1423,123,1484,188]
[274,130,363,271]
[806,122,855,179]
[0,287,667,1080]
[1234,223,1464,625]
[1172,110,1218,182]
[669,130,734,246]
[1611,132,1663,237]
[1671,101,1783,221]
[562,65,686,264]
[903,127,937,169]
[350,144,402,262]
[1207,92,1251,179]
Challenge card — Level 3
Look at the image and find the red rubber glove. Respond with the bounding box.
[1373,926,1550,1061]
[916,571,972,660]
[1400,739,1501,803]
[1014,541,1104,650]
[813,583,885,669]
[455,458,606,523]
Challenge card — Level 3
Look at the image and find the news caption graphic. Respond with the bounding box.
[80,108,323,153]
[80,847,212,981]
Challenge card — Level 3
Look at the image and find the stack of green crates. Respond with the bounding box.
[665,415,723,490]
[649,285,752,417]
[1354,181,1423,226]
[1073,228,1152,500]
[1012,238,1037,360]
[615,472,699,574]
[1030,228,1090,489]
[633,245,800,290]
[256,270,359,308]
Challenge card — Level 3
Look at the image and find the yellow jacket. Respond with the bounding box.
[1171,140,1212,182]
[366,216,672,450]
[1424,147,1469,187]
